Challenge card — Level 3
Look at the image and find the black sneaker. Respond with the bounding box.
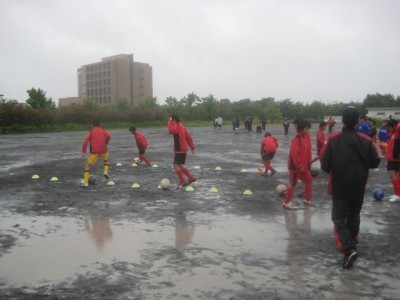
[270,170,277,176]
[343,249,358,269]
[104,172,110,180]
[188,178,197,184]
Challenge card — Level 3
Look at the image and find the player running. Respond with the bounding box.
[129,127,151,166]
[260,132,279,176]
[81,120,111,188]
[167,114,197,189]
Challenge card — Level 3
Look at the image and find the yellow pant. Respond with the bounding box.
[87,153,109,165]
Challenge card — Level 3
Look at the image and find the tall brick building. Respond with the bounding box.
[59,54,152,107]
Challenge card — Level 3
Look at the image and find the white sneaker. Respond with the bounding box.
[283,202,292,209]
[388,195,400,202]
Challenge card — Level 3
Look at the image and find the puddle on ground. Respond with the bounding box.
[0,207,387,292]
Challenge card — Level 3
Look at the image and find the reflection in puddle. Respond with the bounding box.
[0,207,390,297]
[85,213,113,251]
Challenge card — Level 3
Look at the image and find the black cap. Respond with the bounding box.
[342,106,359,128]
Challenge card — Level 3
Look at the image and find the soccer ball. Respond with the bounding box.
[160,179,170,190]
[276,184,287,196]
[372,188,384,201]
[134,157,141,164]
[88,174,96,185]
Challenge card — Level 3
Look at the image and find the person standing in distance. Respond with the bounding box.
[81,119,111,187]
[283,118,290,135]
[167,114,196,189]
[321,107,380,269]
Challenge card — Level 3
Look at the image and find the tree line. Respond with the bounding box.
[1,87,399,133]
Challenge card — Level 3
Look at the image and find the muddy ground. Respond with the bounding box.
[0,124,399,299]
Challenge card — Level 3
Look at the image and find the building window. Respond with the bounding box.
[108,96,111,103]
[108,87,111,94]
[87,90,90,96]
[103,79,106,85]
[108,79,111,85]
[107,62,110,68]
[395,112,400,115]
[107,70,111,76]
[377,112,386,115]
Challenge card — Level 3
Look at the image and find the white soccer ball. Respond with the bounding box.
[276,184,287,196]
[160,179,170,190]
[134,157,141,164]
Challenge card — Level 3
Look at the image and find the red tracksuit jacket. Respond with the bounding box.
[288,133,310,173]
[134,131,148,152]
[386,123,400,162]
[260,136,279,157]
[82,126,111,154]
[167,120,195,153]
[316,129,326,154]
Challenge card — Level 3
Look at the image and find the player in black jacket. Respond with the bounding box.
[321,107,380,269]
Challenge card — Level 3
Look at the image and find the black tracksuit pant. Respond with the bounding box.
[331,185,365,252]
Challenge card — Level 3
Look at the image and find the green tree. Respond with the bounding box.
[264,100,283,122]
[363,93,397,108]
[140,96,159,109]
[26,87,55,109]
[164,96,185,116]
[199,94,218,120]
[181,92,200,120]
[83,99,97,111]
[307,101,326,120]
[114,97,130,112]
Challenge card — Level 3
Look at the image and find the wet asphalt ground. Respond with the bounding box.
[0,124,399,299]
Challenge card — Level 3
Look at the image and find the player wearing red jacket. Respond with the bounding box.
[260,132,279,176]
[385,119,400,202]
[311,121,327,164]
[167,115,196,189]
[81,120,111,187]
[283,120,313,208]
[129,127,151,166]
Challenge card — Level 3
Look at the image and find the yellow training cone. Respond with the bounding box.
[194,165,201,170]
[215,166,222,171]
[116,163,123,167]
[185,185,194,192]
[210,187,219,193]
[257,167,264,173]
[152,164,159,168]
[32,175,40,179]
[50,177,59,181]
[132,183,141,188]
[132,163,138,167]
[243,189,253,195]
[157,184,162,189]
[107,180,115,186]
[241,169,248,173]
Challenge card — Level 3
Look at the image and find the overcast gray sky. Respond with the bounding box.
[1,0,399,105]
